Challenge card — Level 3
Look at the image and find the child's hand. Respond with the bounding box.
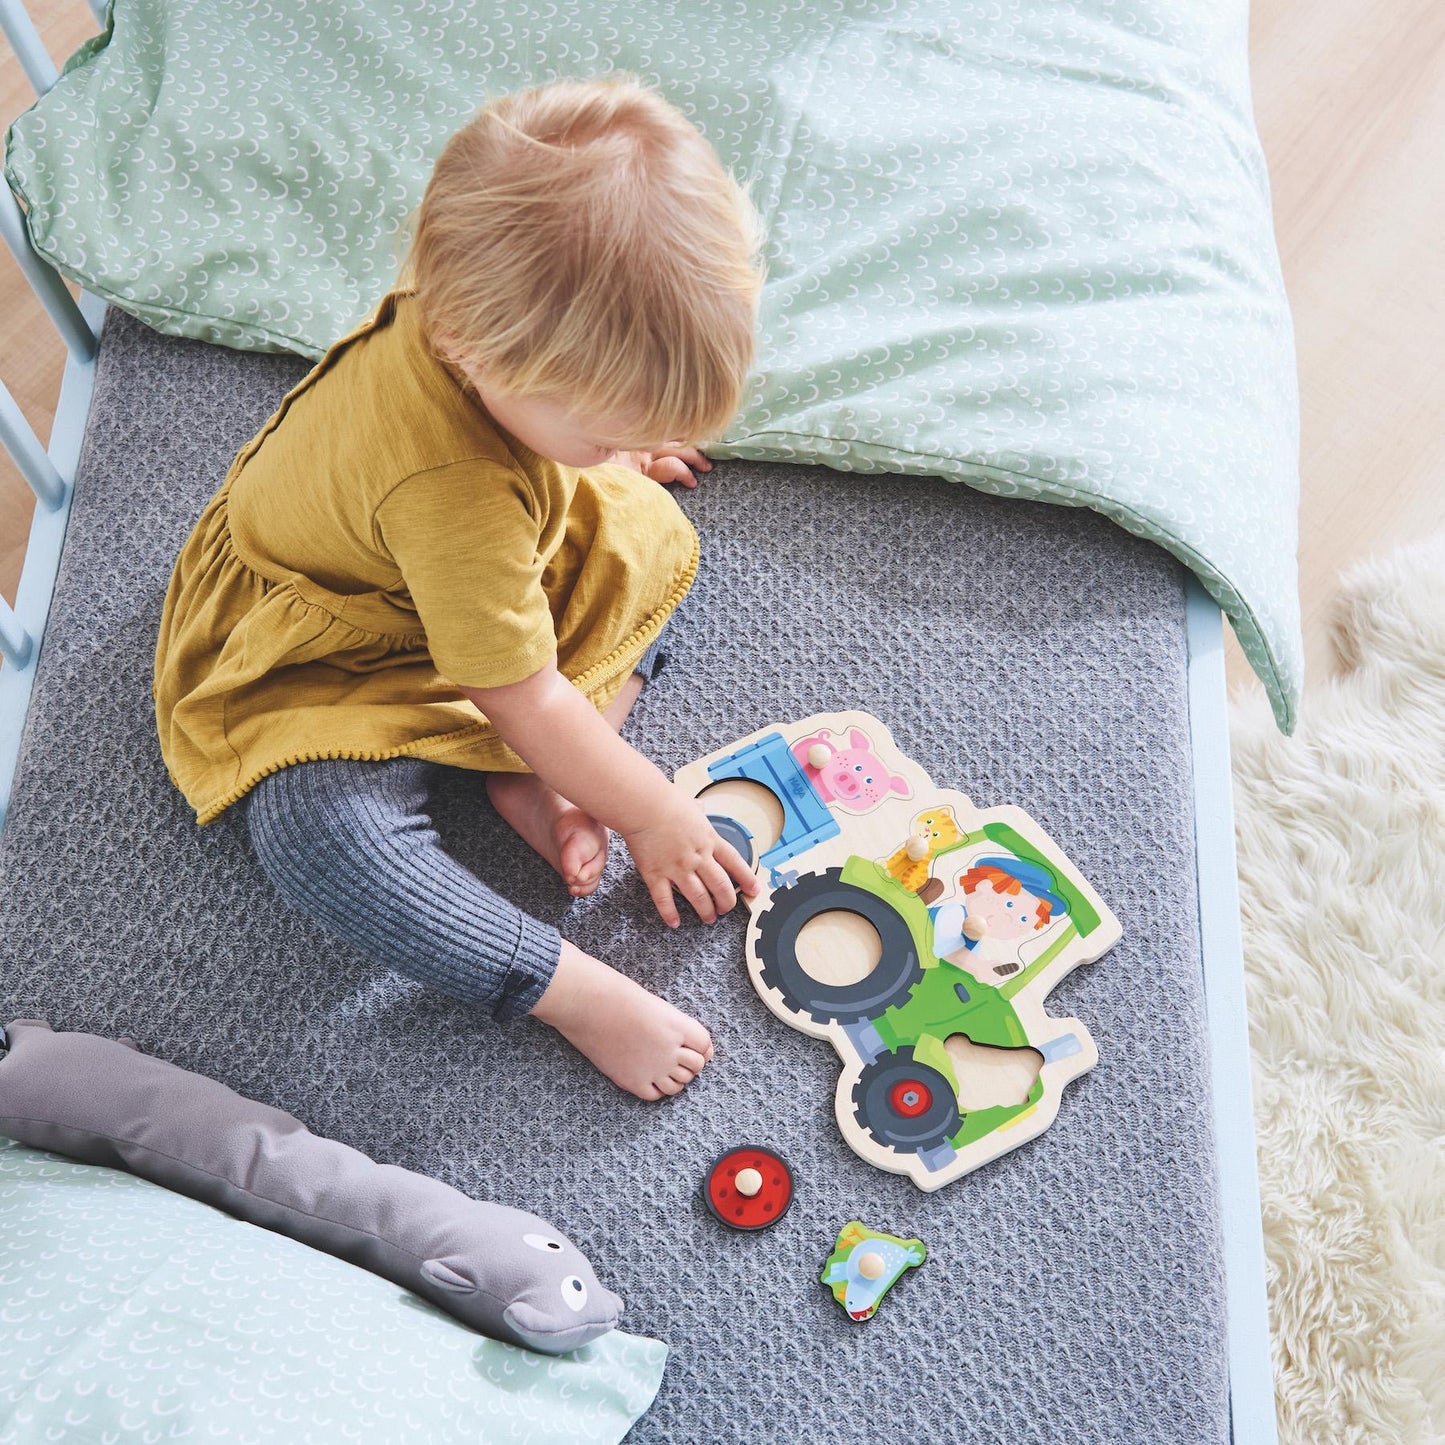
[611,446,713,488]
[624,786,760,927]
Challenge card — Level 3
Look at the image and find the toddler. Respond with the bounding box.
[154,78,764,1100]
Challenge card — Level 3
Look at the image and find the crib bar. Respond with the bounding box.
[1185,578,1280,1445]
[0,290,99,833]
[0,598,32,670]
[0,187,99,361]
[0,0,58,96]
[0,378,68,509]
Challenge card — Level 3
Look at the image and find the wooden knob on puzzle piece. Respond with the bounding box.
[857,1251,885,1280]
[806,743,830,770]
[961,915,988,941]
[734,1167,763,1197]
[905,834,929,862]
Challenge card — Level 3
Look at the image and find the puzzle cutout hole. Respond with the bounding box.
[943,1035,1045,1111]
[696,778,786,857]
[793,910,883,987]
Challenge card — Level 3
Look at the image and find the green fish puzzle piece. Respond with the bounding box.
[820,1221,926,1321]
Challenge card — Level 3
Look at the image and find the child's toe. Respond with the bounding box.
[556,815,609,889]
[655,1074,685,1097]
[676,1046,708,1076]
[681,1018,712,1059]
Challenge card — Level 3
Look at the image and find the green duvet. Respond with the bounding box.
[6,0,1301,725]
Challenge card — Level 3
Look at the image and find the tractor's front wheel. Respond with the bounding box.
[850,1047,962,1156]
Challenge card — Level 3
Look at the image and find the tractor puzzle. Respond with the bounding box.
[676,712,1122,1191]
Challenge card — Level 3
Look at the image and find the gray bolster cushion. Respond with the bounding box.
[0,1020,622,1354]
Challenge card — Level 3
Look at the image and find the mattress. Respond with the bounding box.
[0,311,1227,1442]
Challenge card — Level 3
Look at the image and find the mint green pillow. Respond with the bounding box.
[0,1140,666,1443]
[5,0,1301,726]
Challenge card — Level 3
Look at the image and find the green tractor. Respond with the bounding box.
[751,830,1101,1178]
[697,723,1113,1183]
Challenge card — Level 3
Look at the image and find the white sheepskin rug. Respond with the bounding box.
[1231,535,1445,1444]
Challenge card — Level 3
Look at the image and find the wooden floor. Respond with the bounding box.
[0,4,96,608]
[3,1,1443,696]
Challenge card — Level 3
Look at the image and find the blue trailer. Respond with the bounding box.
[704,732,840,888]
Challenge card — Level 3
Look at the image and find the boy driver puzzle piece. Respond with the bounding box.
[675,712,1122,1192]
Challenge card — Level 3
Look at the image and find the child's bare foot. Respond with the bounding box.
[486,773,610,897]
[531,942,714,1100]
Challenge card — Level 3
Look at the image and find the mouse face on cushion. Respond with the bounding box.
[421,1217,623,1352]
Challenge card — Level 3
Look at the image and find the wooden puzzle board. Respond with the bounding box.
[676,711,1122,1191]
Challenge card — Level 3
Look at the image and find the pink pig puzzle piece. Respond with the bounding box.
[791,728,912,815]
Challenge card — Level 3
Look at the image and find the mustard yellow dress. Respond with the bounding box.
[154,290,700,824]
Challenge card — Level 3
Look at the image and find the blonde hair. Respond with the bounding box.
[402,77,765,445]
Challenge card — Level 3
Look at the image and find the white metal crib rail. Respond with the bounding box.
[1,0,106,830]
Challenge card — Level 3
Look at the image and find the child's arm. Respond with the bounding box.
[460,662,759,927]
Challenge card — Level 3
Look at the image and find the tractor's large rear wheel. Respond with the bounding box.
[753,868,923,1026]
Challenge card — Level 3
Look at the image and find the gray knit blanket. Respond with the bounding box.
[0,311,1226,1442]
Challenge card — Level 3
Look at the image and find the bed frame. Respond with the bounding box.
[0,7,1277,1439]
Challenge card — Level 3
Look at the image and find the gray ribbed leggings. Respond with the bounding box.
[242,642,666,1021]
[245,757,562,1021]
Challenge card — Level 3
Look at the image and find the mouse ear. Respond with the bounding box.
[420,1258,477,1294]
